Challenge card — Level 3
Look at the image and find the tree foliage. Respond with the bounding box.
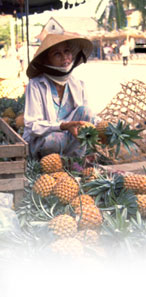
[97,0,127,30]
[0,23,11,48]
[96,0,146,31]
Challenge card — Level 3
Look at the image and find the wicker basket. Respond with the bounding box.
[97,79,146,164]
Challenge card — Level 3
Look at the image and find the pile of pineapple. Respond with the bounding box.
[1,78,145,259]
[0,94,25,135]
[16,151,146,259]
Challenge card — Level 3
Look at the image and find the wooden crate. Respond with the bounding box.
[0,117,29,207]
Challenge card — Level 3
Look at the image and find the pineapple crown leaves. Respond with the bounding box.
[114,189,138,217]
[102,209,146,250]
[77,126,101,152]
[105,120,143,157]
[130,211,146,235]
[102,189,138,217]
[100,207,137,248]
[102,207,130,236]
[84,173,124,201]
[25,157,42,185]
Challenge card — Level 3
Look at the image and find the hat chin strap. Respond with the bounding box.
[33,50,87,77]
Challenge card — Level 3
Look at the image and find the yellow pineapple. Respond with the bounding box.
[48,214,78,238]
[81,167,100,182]
[49,237,84,257]
[33,174,56,197]
[70,194,95,209]
[78,121,96,132]
[123,174,146,194]
[137,194,146,217]
[50,171,69,182]
[53,175,79,204]
[75,204,103,230]
[2,107,16,119]
[95,120,109,144]
[40,153,63,174]
[75,229,99,245]
[15,113,24,128]
[2,116,12,125]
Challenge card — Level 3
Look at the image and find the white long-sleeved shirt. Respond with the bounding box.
[120,44,130,57]
[23,74,89,143]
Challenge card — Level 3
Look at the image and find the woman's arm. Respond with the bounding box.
[24,80,62,136]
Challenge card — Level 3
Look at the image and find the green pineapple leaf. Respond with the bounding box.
[77,126,101,155]
[105,120,143,157]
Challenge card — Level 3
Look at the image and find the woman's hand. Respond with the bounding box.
[60,121,86,138]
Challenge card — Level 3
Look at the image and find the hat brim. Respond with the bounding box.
[26,34,93,79]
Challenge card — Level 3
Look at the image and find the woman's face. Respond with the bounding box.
[46,42,73,67]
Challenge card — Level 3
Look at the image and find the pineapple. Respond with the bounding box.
[50,237,84,257]
[75,204,103,230]
[75,229,99,245]
[78,121,96,131]
[15,113,24,128]
[33,174,56,197]
[2,107,16,119]
[137,194,146,217]
[2,116,12,125]
[40,153,63,174]
[50,171,69,182]
[95,120,109,144]
[85,173,139,215]
[48,214,78,238]
[53,175,79,205]
[81,167,100,182]
[77,121,100,152]
[123,174,146,194]
[70,194,95,209]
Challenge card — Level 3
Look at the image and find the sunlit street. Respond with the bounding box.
[73,59,146,114]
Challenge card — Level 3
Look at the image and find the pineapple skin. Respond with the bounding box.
[137,194,146,217]
[75,229,99,245]
[48,214,78,238]
[81,167,100,182]
[33,174,56,197]
[50,237,84,257]
[71,194,95,209]
[50,171,69,182]
[2,116,12,125]
[95,120,109,144]
[15,113,24,128]
[124,174,146,194]
[78,121,96,132]
[75,204,103,230]
[53,176,79,205]
[40,153,63,174]
[2,107,16,119]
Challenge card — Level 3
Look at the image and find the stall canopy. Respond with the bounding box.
[0,0,63,14]
[0,0,86,14]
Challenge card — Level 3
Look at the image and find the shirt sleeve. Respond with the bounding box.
[24,79,62,137]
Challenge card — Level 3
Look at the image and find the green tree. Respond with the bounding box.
[0,23,11,49]
[96,0,127,31]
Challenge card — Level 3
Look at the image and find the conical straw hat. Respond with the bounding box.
[26,33,93,79]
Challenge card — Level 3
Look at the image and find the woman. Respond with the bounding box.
[23,33,96,159]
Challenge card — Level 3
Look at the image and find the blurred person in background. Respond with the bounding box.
[120,40,130,66]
